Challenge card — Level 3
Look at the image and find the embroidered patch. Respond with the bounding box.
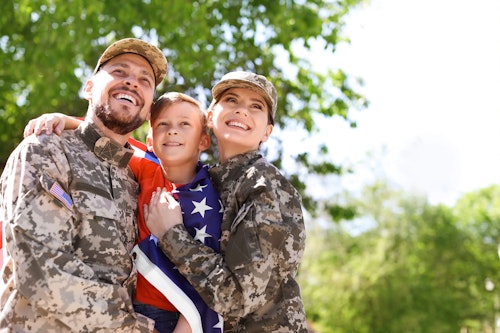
[49,182,73,209]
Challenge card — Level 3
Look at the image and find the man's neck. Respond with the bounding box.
[86,115,130,146]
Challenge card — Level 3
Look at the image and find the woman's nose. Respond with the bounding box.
[234,106,248,116]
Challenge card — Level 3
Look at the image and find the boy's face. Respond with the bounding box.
[207,87,273,161]
[149,102,210,167]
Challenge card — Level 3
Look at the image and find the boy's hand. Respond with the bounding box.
[146,187,183,239]
[24,113,81,137]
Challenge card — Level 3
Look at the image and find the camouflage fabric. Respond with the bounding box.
[94,38,168,87]
[0,122,155,332]
[211,71,278,123]
[159,150,308,332]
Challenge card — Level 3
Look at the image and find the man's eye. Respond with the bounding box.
[141,78,153,86]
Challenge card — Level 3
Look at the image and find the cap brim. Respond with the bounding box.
[212,79,274,112]
[94,38,167,86]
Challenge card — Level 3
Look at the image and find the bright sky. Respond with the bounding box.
[301,0,500,205]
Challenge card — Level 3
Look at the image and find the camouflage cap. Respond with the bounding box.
[211,71,277,124]
[94,38,167,86]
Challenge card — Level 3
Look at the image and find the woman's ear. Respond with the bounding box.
[206,109,214,128]
[260,124,273,143]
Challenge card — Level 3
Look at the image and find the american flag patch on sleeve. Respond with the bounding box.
[49,182,73,209]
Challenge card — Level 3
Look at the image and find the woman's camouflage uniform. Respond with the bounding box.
[159,150,308,332]
[0,122,154,332]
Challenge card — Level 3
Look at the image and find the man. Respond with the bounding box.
[0,38,167,332]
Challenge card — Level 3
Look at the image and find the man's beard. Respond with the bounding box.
[94,103,145,135]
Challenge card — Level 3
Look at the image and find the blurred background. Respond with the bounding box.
[1,1,499,332]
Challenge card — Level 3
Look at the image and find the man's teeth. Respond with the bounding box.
[116,93,137,105]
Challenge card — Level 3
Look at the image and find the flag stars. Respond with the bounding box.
[213,314,224,330]
[190,184,208,192]
[191,197,213,218]
[194,225,212,244]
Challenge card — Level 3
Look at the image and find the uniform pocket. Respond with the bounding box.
[226,203,264,269]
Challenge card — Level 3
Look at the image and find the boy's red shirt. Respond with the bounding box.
[129,154,178,311]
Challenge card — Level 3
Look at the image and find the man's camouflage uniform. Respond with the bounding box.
[0,122,154,332]
[159,150,308,332]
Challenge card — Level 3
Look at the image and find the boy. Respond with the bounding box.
[146,72,308,332]
[130,92,223,333]
[22,92,223,333]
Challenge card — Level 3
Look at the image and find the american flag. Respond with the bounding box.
[49,182,73,209]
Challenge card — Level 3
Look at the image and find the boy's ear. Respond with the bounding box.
[82,79,93,100]
[146,128,154,152]
[199,133,211,152]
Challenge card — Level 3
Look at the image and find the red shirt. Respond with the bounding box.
[129,155,178,311]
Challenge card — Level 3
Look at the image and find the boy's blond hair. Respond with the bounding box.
[150,92,208,135]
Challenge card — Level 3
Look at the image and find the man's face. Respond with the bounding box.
[85,53,156,135]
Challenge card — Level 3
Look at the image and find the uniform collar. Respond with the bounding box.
[209,150,263,189]
[76,122,134,168]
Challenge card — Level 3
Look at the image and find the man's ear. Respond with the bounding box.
[82,79,93,100]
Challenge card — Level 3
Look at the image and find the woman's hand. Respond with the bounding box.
[145,187,183,239]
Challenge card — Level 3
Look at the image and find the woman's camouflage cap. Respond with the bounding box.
[211,71,277,124]
[93,38,167,87]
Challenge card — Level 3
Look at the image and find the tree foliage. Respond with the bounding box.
[0,0,367,214]
[300,182,500,332]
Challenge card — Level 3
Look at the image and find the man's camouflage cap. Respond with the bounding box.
[211,71,277,124]
[94,38,167,86]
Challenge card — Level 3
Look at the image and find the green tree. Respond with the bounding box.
[0,0,367,214]
[300,181,498,332]
[453,185,500,332]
